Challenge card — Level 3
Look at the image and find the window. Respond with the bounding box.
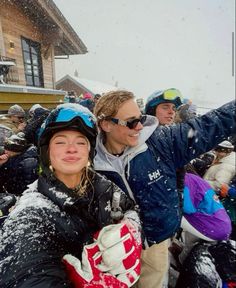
[21,37,44,87]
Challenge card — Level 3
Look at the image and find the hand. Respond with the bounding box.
[94,220,142,287]
[63,242,128,288]
[0,153,9,166]
[220,183,229,198]
[18,122,26,131]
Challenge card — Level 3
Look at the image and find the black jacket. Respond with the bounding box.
[176,241,236,288]
[0,170,136,288]
[0,146,39,195]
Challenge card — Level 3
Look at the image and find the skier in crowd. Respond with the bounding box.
[23,103,50,146]
[80,93,101,113]
[204,140,235,192]
[145,88,183,125]
[0,132,38,195]
[144,89,234,286]
[175,240,236,288]
[0,103,142,288]
[204,140,236,241]
[0,104,26,133]
[94,89,235,288]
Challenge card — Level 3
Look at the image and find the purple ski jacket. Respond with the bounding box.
[183,173,231,240]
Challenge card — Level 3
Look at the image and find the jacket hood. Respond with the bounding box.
[219,151,235,166]
[94,115,158,173]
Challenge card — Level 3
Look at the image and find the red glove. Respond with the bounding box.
[62,242,128,288]
[94,219,142,287]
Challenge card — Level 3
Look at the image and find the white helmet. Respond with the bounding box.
[217,140,234,149]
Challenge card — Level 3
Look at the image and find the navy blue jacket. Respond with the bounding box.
[0,146,38,195]
[94,101,236,245]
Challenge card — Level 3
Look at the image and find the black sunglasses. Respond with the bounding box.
[110,115,147,129]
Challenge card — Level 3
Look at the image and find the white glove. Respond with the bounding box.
[63,242,128,288]
[94,218,142,287]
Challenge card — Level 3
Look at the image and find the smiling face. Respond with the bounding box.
[49,130,90,185]
[155,102,176,125]
[101,99,143,154]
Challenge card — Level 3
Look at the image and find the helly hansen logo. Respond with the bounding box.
[148,169,161,181]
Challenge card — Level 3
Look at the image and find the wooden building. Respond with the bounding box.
[0,0,87,111]
[56,74,118,97]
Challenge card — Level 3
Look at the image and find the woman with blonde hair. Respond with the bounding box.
[0,103,141,288]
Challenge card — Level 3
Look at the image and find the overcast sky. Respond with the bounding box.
[54,0,235,112]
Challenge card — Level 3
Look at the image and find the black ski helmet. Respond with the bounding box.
[38,103,97,174]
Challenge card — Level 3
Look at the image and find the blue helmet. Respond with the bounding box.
[38,103,97,173]
[145,88,183,116]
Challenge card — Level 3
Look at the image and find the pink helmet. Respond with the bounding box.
[83,92,93,99]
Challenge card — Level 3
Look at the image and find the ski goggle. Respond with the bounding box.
[38,105,96,139]
[149,88,183,107]
[163,88,182,101]
[55,107,95,128]
[110,115,147,129]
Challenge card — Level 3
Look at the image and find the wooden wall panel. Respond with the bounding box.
[56,79,87,96]
[0,2,54,88]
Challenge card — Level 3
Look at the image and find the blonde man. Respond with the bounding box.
[93,90,235,288]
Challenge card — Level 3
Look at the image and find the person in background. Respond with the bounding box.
[188,151,216,177]
[28,103,44,118]
[177,171,232,263]
[76,93,84,103]
[94,89,235,288]
[64,90,77,103]
[94,93,101,103]
[146,91,233,286]
[175,240,236,288]
[220,175,236,241]
[0,125,13,154]
[0,103,142,288]
[80,92,97,112]
[145,89,224,284]
[204,140,236,241]
[24,104,50,146]
[79,92,94,112]
[204,141,235,192]
[0,132,38,196]
[0,104,26,133]
[145,88,183,125]
[145,89,184,206]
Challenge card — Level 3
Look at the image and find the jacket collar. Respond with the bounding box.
[37,175,92,212]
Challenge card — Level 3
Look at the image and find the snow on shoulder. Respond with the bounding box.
[9,180,61,219]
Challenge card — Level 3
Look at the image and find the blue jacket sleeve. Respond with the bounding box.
[168,100,235,168]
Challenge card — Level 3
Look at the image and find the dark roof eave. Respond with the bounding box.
[55,44,88,56]
[40,0,88,54]
[15,0,88,55]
